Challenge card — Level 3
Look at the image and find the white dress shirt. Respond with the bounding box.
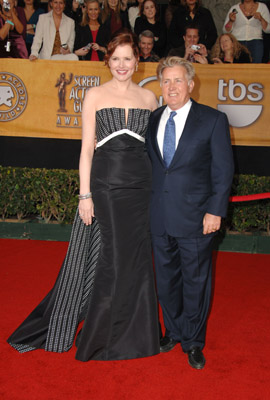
[157,100,192,157]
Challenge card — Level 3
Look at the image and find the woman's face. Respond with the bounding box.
[24,0,34,6]
[109,44,137,82]
[186,0,197,8]
[220,35,233,52]
[108,0,119,11]
[143,1,156,20]
[87,1,100,21]
[51,0,65,16]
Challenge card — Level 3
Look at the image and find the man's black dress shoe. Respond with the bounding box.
[187,346,206,369]
[160,336,178,353]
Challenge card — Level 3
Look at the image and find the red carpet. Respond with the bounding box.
[0,239,270,400]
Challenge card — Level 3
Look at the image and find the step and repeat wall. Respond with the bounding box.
[1,59,270,173]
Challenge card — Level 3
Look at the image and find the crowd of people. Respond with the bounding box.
[1,0,270,62]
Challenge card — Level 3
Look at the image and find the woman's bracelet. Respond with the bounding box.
[5,20,14,26]
[78,192,92,200]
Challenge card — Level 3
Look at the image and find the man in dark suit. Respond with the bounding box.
[146,57,234,369]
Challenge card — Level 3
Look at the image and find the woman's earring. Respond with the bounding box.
[135,64,138,72]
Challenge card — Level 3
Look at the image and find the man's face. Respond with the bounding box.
[183,29,199,48]
[161,65,194,110]
[139,36,154,58]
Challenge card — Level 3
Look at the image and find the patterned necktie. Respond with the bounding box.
[163,111,177,168]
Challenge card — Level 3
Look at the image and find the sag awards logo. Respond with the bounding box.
[0,72,28,122]
[138,76,163,106]
[56,72,100,128]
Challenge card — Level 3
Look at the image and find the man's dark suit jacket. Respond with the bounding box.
[146,99,234,238]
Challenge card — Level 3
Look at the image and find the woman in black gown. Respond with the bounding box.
[7,30,160,361]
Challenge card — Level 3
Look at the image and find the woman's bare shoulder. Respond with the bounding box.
[136,86,158,111]
[84,84,107,104]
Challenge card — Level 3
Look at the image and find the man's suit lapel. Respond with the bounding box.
[151,106,166,165]
[151,100,201,168]
[170,100,201,167]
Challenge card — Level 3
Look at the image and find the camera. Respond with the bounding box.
[61,43,68,50]
[76,0,85,4]
[5,40,11,52]
[191,45,200,51]
[3,0,11,12]
[84,43,92,50]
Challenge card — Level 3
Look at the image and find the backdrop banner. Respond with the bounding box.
[0,59,269,146]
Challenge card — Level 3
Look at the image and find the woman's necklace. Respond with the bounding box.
[89,21,99,30]
[242,2,256,16]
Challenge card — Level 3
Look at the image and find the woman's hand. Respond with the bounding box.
[60,45,71,55]
[91,43,107,53]
[225,10,237,31]
[91,43,100,51]
[79,198,95,225]
[26,23,35,34]
[212,57,223,64]
[254,12,267,29]
[29,54,37,61]
[253,12,261,20]
[229,10,237,23]
[75,46,90,56]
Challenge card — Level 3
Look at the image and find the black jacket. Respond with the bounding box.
[134,17,167,57]
[168,6,217,51]
[74,24,110,61]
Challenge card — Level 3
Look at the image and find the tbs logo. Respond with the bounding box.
[217,79,263,128]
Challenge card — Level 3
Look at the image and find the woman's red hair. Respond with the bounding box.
[104,29,139,65]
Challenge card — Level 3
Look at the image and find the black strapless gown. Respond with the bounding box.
[7,108,160,361]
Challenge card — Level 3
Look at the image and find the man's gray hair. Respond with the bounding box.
[139,30,155,42]
[156,57,195,82]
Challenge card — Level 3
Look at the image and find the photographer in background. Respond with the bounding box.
[168,24,208,64]
[0,0,28,57]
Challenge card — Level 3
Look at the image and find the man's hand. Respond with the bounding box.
[184,45,195,59]
[197,43,207,57]
[194,54,208,64]
[203,213,221,235]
